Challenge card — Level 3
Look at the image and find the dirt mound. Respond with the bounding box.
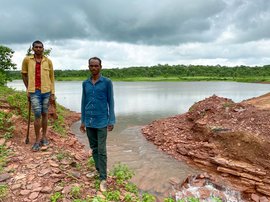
[142,93,270,200]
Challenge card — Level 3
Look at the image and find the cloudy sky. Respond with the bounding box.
[1,0,270,70]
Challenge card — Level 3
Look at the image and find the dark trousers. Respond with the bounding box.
[86,127,107,180]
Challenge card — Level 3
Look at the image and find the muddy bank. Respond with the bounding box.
[142,93,270,201]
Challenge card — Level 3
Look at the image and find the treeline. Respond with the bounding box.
[9,64,270,80]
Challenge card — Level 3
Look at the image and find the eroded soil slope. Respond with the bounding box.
[142,93,270,200]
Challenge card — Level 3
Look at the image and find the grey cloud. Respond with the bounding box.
[1,0,270,46]
[0,0,226,45]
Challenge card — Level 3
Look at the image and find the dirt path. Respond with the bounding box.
[0,107,104,202]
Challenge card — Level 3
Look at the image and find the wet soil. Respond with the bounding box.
[142,92,270,201]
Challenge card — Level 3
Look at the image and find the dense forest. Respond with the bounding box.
[8,64,270,82]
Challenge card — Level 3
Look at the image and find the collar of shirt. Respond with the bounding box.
[89,75,105,84]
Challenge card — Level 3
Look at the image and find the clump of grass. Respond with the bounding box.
[0,184,8,200]
[142,192,156,202]
[104,190,120,201]
[0,145,10,173]
[50,192,62,202]
[87,156,95,169]
[109,163,134,185]
[70,185,82,199]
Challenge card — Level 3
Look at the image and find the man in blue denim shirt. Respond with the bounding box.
[80,57,115,192]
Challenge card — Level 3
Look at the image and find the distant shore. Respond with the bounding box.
[55,76,270,83]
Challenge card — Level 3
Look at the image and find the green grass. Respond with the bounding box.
[0,184,8,200]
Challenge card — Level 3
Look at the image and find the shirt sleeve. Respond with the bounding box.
[49,59,55,94]
[107,79,116,125]
[21,57,28,74]
[81,82,86,125]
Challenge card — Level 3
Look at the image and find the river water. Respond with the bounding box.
[8,80,270,198]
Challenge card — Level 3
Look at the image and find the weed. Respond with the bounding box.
[109,163,134,185]
[142,192,156,202]
[211,196,223,202]
[187,197,200,202]
[223,102,233,108]
[91,196,106,202]
[87,156,95,169]
[104,190,121,201]
[70,185,81,199]
[50,192,62,202]
[94,179,100,191]
[0,145,10,173]
[125,182,138,195]
[0,184,8,200]
[124,193,139,202]
[76,162,82,170]
[164,197,175,202]
[55,149,70,161]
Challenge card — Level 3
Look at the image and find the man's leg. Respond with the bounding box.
[30,90,42,151]
[40,92,50,145]
[86,128,99,172]
[33,118,41,143]
[41,113,48,139]
[97,127,108,181]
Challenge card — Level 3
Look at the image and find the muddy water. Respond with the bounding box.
[8,80,270,198]
[71,118,198,198]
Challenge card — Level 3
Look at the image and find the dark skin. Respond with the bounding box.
[21,42,55,143]
[80,58,114,133]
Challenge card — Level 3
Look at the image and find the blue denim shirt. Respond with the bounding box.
[81,76,115,128]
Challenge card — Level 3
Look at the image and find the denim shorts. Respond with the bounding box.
[30,90,51,118]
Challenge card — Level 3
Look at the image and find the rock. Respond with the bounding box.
[70,171,81,178]
[28,192,39,200]
[198,187,211,199]
[54,186,63,192]
[49,160,59,167]
[11,183,21,190]
[259,197,269,202]
[62,185,72,194]
[0,138,6,146]
[41,186,52,194]
[251,194,260,202]
[15,173,27,181]
[38,168,51,177]
[0,173,11,182]
[217,166,240,176]
[20,190,31,195]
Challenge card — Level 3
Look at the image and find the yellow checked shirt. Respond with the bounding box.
[21,55,55,94]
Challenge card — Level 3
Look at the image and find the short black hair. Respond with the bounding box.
[89,57,102,66]
[32,40,43,48]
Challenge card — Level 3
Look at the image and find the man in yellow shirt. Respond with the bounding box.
[21,40,55,151]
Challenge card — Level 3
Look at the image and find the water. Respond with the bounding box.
[8,80,270,198]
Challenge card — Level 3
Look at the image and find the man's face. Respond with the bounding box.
[89,59,101,75]
[32,43,44,55]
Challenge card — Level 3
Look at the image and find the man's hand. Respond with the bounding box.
[27,92,30,102]
[80,123,86,133]
[50,94,55,101]
[107,125,114,131]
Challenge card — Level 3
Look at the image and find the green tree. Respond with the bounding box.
[0,45,16,85]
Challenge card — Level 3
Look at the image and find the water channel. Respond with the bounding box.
[8,80,270,198]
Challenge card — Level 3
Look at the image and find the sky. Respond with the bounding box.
[1,0,270,70]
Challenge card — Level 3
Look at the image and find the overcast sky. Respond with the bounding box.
[1,0,270,70]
